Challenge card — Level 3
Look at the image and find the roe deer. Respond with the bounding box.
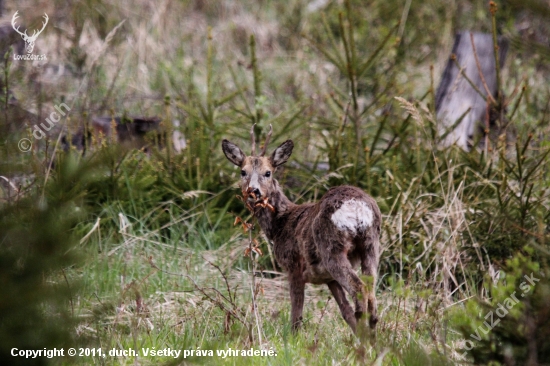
[222,125,381,333]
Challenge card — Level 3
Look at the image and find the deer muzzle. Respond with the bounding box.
[246,186,262,201]
[246,175,263,201]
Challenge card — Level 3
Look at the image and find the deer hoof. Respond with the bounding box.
[369,314,379,329]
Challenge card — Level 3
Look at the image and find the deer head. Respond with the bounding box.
[12,11,49,54]
[222,124,293,205]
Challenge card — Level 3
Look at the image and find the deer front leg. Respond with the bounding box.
[288,271,305,332]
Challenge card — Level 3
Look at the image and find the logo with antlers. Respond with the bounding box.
[11,11,49,54]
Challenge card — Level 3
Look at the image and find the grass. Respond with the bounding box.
[68,203,457,365]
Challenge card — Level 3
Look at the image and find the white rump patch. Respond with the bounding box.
[331,199,374,234]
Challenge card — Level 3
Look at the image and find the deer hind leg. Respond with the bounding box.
[322,251,368,327]
[327,280,357,332]
[360,240,380,329]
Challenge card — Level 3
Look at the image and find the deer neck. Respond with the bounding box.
[253,180,295,240]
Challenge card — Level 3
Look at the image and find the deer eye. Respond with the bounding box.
[241,170,246,177]
[265,171,271,177]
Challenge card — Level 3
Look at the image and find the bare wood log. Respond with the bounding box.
[435,32,509,150]
[64,116,186,154]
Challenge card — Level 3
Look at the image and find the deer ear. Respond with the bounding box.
[270,140,294,167]
[222,139,246,167]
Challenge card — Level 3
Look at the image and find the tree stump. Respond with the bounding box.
[435,32,509,150]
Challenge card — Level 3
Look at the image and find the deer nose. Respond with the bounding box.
[250,188,261,199]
